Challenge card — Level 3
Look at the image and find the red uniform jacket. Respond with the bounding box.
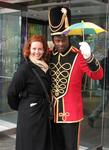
[50,46,103,123]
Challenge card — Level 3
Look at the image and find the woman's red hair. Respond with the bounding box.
[23,35,48,62]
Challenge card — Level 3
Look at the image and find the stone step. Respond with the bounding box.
[0,119,16,132]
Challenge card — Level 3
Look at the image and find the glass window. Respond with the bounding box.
[0,10,21,113]
[70,4,109,150]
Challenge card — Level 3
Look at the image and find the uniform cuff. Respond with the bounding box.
[86,54,100,71]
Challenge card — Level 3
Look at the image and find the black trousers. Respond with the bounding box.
[52,122,80,150]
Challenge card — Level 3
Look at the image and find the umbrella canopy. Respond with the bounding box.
[62,21,106,41]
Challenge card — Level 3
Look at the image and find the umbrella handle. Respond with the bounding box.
[83,28,85,42]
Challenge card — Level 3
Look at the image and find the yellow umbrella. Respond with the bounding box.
[62,20,106,41]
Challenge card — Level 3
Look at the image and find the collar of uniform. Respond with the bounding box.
[52,46,72,57]
[52,50,58,55]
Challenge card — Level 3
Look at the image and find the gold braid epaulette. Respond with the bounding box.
[71,46,80,53]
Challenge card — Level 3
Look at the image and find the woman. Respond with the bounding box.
[7,35,52,150]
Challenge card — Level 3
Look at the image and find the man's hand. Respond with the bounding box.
[79,42,91,59]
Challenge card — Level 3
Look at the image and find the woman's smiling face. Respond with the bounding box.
[30,41,44,60]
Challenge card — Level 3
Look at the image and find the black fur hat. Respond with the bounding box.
[48,6,71,36]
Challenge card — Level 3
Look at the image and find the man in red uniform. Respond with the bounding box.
[48,6,103,150]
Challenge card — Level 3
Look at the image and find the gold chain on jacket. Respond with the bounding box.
[50,55,71,98]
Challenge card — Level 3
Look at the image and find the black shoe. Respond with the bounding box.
[88,117,95,128]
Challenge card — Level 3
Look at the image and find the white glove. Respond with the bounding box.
[79,42,91,59]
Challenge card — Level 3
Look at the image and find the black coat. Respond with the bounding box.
[7,60,52,150]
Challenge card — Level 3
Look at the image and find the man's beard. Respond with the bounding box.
[55,45,69,54]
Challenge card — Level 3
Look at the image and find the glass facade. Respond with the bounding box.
[0,10,21,113]
[75,3,109,150]
[0,1,109,149]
